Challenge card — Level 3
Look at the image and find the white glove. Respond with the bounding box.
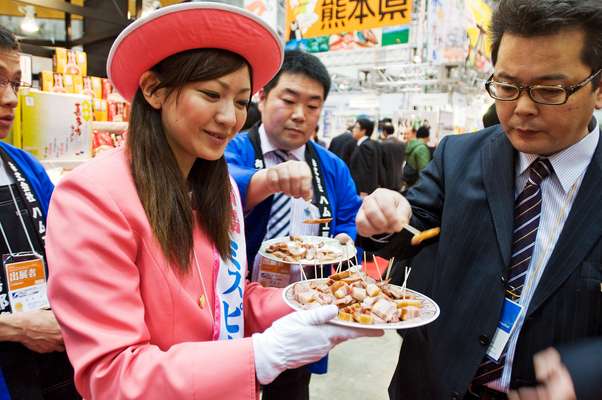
[252,305,383,384]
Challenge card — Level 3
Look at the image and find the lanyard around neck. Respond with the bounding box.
[0,149,44,257]
[0,179,37,256]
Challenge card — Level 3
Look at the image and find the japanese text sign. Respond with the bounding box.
[286,0,413,40]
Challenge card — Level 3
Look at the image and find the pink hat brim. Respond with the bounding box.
[107,2,283,102]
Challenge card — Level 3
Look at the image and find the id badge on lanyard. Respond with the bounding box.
[0,162,49,313]
[485,298,523,362]
[1,253,48,313]
[256,257,292,288]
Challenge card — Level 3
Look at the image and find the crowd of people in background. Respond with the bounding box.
[328,116,433,195]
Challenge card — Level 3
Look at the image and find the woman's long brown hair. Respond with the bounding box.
[128,49,248,273]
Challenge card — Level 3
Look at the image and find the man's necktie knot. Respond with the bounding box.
[273,149,289,163]
[527,158,553,186]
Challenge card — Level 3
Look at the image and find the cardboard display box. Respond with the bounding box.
[21,90,92,160]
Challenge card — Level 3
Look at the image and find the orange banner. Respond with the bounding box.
[286,0,413,40]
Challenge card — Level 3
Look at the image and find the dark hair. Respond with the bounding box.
[378,117,392,132]
[356,118,374,137]
[0,25,19,52]
[382,124,395,136]
[263,49,331,99]
[482,103,500,128]
[128,48,248,272]
[241,101,261,131]
[490,0,602,86]
[416,126,430,138]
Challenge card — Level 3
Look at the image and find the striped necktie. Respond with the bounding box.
[472,158,553,387]
[266,150,292,240]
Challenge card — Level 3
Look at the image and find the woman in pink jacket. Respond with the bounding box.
[44,3,380,399]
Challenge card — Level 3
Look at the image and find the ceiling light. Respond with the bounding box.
[20,6,39,34]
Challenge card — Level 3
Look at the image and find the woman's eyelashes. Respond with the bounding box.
[199,90,220,100]
[195,87,249,112]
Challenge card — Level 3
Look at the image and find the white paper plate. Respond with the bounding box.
[282,278,440,330]
[259,235,357,266]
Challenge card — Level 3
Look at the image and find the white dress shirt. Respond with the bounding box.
[0,157,16,186]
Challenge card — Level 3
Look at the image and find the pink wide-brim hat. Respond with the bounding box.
[107,2,284,102]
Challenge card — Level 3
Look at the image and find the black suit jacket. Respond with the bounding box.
[328,132,356,166]
[360,126,602,400]
[379,136,405,191]
[349,138,381,195]
[558,338,602,400]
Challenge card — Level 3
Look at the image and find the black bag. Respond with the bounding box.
[402,160,419,187]
[402,144,426,187]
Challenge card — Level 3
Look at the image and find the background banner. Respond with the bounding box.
[286,0,413,40]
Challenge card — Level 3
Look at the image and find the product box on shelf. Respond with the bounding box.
[91,77,103,99]
[53,48,87,76]
[76,51,87,76]
[51,73,68,93]
[90,121,128,157]
[108,100,130,122]
[102,78,114,100]
[40,71,53,92]
[62,74,75,93]
[21,90,93,160]
[93,99,108,122]
[83,76,103,99]
[71,75,84,95]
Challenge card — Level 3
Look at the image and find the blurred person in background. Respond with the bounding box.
[349,117,381,197]
[377,117,393,140]
[312,125,326,147]
[328,122,356,166]
[379,122,405,192]
[355,0,602,398]
[0,25,79,400]
[401,125,416,144]
[44,6,376,400]
[402,124,431,189]
[225,49,363,400]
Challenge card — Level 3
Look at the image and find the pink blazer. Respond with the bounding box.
[46,148,292,400]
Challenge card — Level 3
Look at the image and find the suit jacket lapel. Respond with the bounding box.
[481,128,516,267]
[527,132,602,317]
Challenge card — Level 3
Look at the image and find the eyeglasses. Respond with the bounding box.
[485,69,602,105]
[0,77,31,94]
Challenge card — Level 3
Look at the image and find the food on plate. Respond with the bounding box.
[265,235,343,263]
[291,271,423,325]
[410,227,441,246]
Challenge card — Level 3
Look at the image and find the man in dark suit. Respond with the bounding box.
[355,1,602,399]
[349,117,380,197]
[379,123,405,192]
[510,339,601,400]
[328,126,356,166]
